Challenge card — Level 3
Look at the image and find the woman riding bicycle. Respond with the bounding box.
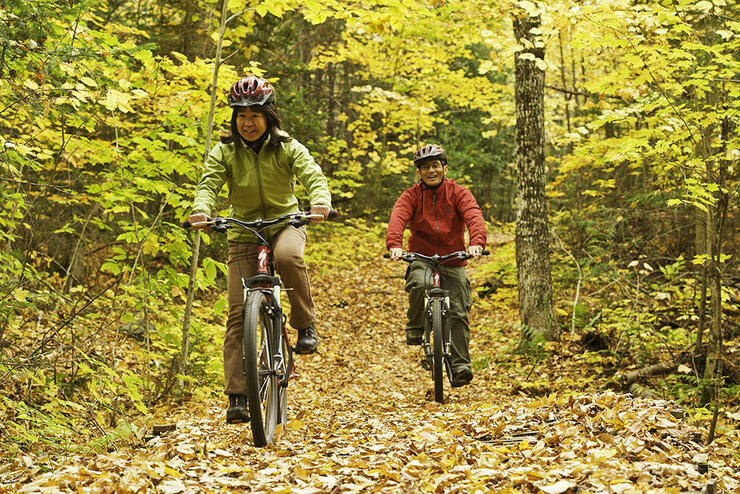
[386,144,486,387]
[188,76,332,423]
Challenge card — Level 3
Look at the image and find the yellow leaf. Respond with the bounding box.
[539,480,577,494]
[14,289,28,302]
[286,419,305,431]
[164,466,180,478]
[228,0,247,11]
[142,237,160,256]
[593,448,618,462]
[677,364,692,374]
[294,466,311,481]
[80,76,97,87]
[103,89,135,113]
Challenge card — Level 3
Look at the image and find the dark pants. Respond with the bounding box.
[405,261,472,372]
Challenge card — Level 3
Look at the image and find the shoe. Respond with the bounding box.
[295,325,318,354]
[406,330,423,346]
[226,395,250,424]
[451,367,473,387]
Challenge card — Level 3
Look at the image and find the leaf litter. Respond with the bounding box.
[2,233,739,493]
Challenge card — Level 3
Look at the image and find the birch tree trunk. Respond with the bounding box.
[513,9,559,345]
[180,0,244,385]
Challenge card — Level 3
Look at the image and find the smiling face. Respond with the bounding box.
[417,159,448,187]
[235,106,267,142]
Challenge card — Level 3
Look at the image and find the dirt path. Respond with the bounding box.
[3,248,737,493]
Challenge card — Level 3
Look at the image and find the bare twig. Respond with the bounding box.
[551,228,582,334]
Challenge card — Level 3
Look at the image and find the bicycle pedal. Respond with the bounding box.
[421,358,432,371]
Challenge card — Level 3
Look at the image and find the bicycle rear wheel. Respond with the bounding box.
[430,298,445,404]
[243,290,279,447]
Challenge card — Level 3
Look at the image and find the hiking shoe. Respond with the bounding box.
[451,367,473,387]
[406,330,423,346]
[295,325,318,354]
[226,395,249,424]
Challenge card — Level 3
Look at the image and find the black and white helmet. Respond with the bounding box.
[414,144,447,167]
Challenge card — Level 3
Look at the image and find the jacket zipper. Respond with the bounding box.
[432,189,442,246]
[252,144,267,219]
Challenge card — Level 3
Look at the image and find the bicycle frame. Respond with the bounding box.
[245,243,293,388]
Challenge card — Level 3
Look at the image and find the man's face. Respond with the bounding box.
[417,159,447,187]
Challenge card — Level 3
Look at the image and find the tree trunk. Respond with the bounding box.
[695,124,712,350]
[513,10,559,345]
[700,110,732,406]
[180,0,234,386]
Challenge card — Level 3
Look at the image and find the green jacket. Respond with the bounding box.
[192,134,332,242]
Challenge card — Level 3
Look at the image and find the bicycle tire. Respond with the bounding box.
[243,290,279,447]
[431,297,445,404]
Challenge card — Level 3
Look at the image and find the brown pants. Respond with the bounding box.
[224,226,314,395]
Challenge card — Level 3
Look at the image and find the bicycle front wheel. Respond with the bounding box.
[277,325,290,426]
[243,290,279,447]
[430,297,445,404]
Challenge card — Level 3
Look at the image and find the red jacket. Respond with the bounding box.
[386,178,487,266]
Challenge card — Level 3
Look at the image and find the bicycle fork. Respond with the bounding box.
[423,271,452,362]
[244,245,295,389]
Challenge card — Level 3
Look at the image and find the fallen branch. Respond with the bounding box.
[618,361,676,386]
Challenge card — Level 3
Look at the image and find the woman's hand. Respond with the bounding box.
[188,212,211,230]
[310,205,331,222]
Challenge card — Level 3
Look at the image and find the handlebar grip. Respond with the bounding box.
[482,249,490,256]
[328,210,338,219]
[383,253,390,259]
[182,220,191,228]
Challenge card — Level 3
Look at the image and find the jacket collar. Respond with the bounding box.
[419,177,448,191]
[236,131,271,153]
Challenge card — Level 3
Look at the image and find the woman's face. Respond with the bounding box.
[235,107,267,142]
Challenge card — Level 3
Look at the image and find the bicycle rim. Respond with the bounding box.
[243,291,279,447]
[431,298,445,404]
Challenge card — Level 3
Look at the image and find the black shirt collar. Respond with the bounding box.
[243,132,268,153]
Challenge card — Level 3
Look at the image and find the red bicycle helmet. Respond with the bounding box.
[228,76,275,107]
[414,144,447,166]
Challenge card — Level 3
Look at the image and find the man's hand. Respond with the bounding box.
[467,245,483,257]
[188,212,211,231]
[389,247,403,260]
[310,205,331,222]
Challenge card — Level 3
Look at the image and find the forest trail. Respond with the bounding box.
[3,239,738,493]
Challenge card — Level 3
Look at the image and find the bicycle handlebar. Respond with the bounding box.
[182,210,338,230]
[383,249,490,263]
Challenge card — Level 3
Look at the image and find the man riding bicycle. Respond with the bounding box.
[386,144,487,387]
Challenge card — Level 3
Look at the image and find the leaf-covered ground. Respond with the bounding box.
[2,227,739,493]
